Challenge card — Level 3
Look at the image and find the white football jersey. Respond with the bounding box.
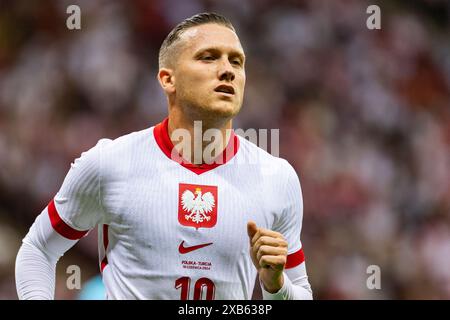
[47,118,307,299]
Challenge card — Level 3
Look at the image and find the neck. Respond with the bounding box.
[167,108,233,165]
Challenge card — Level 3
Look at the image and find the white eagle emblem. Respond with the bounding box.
[181,188,215,224]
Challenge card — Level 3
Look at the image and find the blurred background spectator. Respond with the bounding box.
[0,0,449,299]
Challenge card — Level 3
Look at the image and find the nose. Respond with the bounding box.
[218,60,235,82]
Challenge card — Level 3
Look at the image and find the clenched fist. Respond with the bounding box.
[247,221,288,293]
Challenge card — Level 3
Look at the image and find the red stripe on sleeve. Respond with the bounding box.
[47,199,89,240]
[285,248,305,269]
[101,257,108,272]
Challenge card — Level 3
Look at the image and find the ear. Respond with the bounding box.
[157,68,176,94]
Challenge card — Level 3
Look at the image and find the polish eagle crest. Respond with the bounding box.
[181,187,215,224]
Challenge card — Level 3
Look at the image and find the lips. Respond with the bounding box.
[214,84,235,95]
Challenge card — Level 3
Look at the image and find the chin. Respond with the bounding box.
[209,103,240,118]
[197,101,240,119]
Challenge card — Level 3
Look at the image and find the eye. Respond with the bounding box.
[201,56,215,61]
[231,59,242,66]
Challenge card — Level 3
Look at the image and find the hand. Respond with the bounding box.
[247,221,288,293]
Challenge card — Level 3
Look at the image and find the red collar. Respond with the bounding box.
[153,118,240,175]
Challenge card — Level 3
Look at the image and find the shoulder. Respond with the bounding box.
[98,127,154,156]
[235,135,299,181]
[80,127,154,178]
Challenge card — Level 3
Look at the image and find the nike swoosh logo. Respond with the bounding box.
[178,241,213,254]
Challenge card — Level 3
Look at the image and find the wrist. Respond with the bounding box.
[260,273,284,293]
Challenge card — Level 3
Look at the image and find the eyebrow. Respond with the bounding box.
[194,47,246,62]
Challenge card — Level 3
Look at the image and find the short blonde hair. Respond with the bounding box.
[158,12,236,69]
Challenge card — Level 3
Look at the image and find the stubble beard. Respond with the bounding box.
[181,94,241,126]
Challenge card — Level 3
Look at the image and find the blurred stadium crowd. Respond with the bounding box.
[0,0,449,299]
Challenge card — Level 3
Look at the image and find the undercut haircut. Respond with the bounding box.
[158,12,236,69]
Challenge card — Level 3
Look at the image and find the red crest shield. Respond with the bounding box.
[178,183,218,229]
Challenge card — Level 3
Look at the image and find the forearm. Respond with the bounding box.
[261,263,313,300]
[15,210,78,300]
[15,241,58,300]
[261,273,312,300]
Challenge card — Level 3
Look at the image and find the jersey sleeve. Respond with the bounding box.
[16,139,111,299]
[262,160,312,300]
[48,138,110,239]
[272,160,306,269]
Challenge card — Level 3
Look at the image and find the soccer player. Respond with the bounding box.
[15,12,312,300]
